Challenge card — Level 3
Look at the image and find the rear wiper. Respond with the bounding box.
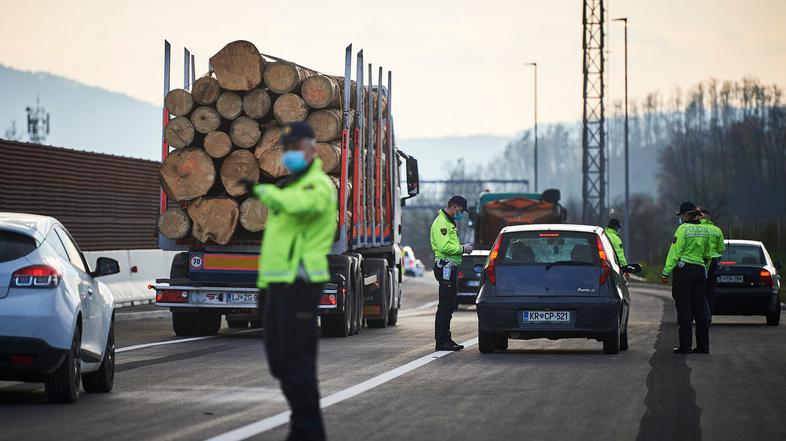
[545,261,594,270]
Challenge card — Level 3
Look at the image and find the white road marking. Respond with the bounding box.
[117,329,258,353]
[205,337,480,441]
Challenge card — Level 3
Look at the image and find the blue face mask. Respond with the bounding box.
[454,211,466,221]
[282,150,308,173]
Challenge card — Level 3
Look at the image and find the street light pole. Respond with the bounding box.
[526,62,538,192]
[613,17,630,257]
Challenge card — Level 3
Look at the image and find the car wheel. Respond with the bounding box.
[766,307,780,326]
[620,327,629,351]
[83,322,115,393]
[478,328,496,353]
[603,321,621,354]
[227,319,250,329]
[494,333,508,351]
[249,319,263,329]
[45,325,81,403]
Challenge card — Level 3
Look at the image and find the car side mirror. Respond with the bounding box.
[405,157,419,197]
[776,261,783,271]
[622,263,642,274]
[93,257,120,278]
[473,264,484,273]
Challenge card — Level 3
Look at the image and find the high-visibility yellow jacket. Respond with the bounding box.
[662,220,710,276]
[700,219,725,260]
[430,209,463,265]
[605,227,628,266]
[253,158,337,288]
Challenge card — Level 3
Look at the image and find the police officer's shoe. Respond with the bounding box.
[672,347,692,354]
[692,347,710,354]
[449,339,465,350]
[435,342,463,351]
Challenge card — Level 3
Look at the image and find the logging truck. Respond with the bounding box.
[152,40,420,337]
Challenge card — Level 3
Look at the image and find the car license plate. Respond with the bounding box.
[717,275,744,284]
[227,293,257,305]
[522,311,571,323]
[191,292,226,304]
[467,280,480,287]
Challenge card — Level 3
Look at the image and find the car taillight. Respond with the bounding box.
[156,290,188,303]
[760,270,773,287]
[485,235,503,285]
[457,271,464,279]
[596,236,611,286]
[10,265,60,288]
[320,294,337,305]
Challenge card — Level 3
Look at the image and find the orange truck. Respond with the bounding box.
[474,190,567,250]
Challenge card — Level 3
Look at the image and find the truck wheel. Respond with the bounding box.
[354,265,364,333]
[172,311,221,336]
[321,312,350,337]
[227,319,250,329]
[83,321,115,393]
[387,270,398,326]
[249,319,263,329]
[364,258,390,329]
[387,307,399,326]
[46,324,81,403]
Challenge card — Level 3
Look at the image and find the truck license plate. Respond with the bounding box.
[227,293,257,305]
[522,311,571,323]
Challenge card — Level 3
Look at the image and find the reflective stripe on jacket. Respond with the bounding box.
[253,158,337,288]
[430,209,462,265]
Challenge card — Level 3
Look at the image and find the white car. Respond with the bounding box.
[0,213,120,402]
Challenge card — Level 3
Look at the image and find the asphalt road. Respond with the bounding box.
[2,278,785,441]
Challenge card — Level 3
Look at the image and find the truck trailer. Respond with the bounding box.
[152,41,420,338]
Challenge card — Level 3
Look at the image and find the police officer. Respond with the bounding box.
[661,202,711,354]
[605,218,628,267]
[248,121,336,441]
[699,208,725,316]
[430,195,473,351]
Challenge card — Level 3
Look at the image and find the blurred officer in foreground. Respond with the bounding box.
[661,202,711,354]
[249,121,336,441]
[699,208,725,316]
[430,195,473,351]
[605,218,628,273]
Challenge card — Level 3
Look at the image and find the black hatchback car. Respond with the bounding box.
[713,240,782,325]
[457,250,489,305]
[475,224,641,354]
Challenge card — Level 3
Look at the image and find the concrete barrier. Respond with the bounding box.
[84,249,179,307]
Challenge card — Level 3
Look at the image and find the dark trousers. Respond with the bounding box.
[705,258,719,314]
[263,281,325,441]
[672,264,710,350]
[433,264,458,344]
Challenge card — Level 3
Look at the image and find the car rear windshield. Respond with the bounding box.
[0,230,37,263]
[720,244,766,266]
[498,231,599,266]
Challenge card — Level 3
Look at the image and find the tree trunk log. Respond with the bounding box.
[165,89,194,117]
[243,88,273,119]
[307,109,343,142]
[301,75,341,109]
[273,93,309,125]
[220,149,260,197]
[191,106,222,134]
[164,117,194,148]
[255,127,288,179]
[160,147,216,202]
[209,40,266,92]
[157,207,190,239]
[263,61,316,94]
[216,92,243,119]
[239,198,268,232]
[191,76,221,105]
[203,131,232,158]
[316,141,341,174]
[187,197,239,245]
[230,116,262,149]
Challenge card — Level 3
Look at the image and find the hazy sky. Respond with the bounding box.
[1,0,784,138]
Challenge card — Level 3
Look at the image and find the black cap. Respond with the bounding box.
[607,218,621,229]
[448,195,468,211]
[677,201,698,216]
[280,121,316,145]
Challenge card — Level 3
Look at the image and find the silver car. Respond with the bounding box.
[0,212,120,402]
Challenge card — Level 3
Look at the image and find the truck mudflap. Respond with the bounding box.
[152,284,338,310]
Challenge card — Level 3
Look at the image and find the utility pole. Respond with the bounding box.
[26,97,50,144]
[613,17,630,257]
[525,62,538,192]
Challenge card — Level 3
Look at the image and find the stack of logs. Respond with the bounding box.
[158,40,384,245]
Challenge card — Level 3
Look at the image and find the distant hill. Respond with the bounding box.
[398,135,515,180]
[0,64,160,160]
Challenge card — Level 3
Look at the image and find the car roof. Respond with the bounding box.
[0,212,59,243]
[725,239,764,247]
[500,223,604,234]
